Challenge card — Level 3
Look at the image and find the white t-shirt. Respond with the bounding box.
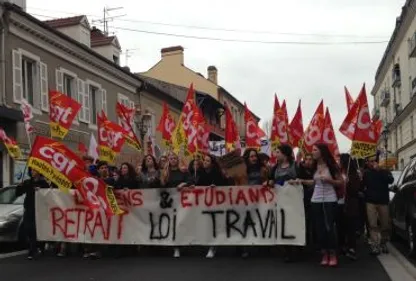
[311,166,337,203]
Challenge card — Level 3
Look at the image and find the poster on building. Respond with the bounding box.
[13,160,29,184]
[35,184,305,246]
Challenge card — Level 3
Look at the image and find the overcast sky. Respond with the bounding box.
[28,0,405,152]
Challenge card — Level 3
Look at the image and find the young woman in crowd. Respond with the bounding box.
[115,162,139,189]
[188,154,227,258]
[158,155,168,170]
[339,153,361,260]
[187,155,203,186]
[16,169,50,260]
[268,144,298,262]
[138,154,161,189]
[241,148,268,258]
[297,144,344,267]
[160,152,189,258]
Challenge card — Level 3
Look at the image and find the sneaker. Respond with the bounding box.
[89,252,101,259]
[380,244,389,254]
[57,251,66,258]
[173,248,180,258]
[27,255,33,260]
[83,253,91,259]
[206,247,216,258]
[345,249,357,261]
[241,251,249,259]
[328,254,338,267]
[320,253,329,266]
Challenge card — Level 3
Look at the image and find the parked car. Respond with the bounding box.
[389,170,402,202]
[389,158,416,255]
[0,185,25,244]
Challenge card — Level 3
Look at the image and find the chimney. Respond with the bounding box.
[161,46,184,65]
[207,66,218,84]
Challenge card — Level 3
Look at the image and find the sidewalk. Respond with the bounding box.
[377,243,416,281]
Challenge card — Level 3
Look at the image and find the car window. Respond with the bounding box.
[397,165,410,186]
[403,160,416,185]
[0,187,17,204]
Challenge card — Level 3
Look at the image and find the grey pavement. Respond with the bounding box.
[0,247,390,281]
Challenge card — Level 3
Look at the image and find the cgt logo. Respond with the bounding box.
[50,104,73,124]
[39,145,77,175]
[99,128,123,148]
[77,176,108,210]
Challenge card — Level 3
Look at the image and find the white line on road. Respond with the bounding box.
[0,250,27,260]
[377,243,416,281]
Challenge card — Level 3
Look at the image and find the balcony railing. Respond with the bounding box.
[380,89,390,107]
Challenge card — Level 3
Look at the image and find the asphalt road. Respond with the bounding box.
[0,246,390,281]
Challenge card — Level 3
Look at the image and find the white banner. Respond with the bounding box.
[36,184,305,245]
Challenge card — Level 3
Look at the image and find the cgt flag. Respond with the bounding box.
[116,102,142,152]
[98,111,126,164]
[49,90,82,139]
[27,136,122,216]
[0,127,22,160]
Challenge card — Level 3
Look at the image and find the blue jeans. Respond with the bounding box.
[311,202,338,251]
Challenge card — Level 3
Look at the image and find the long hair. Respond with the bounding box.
[120,162,137,179]
[243,148,264,172]
[340,153,358,177]
[203,154,222,174]
[141,154,159,173]
[313,143,340,179]
[277,144,294,165]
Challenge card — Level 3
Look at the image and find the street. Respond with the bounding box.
[0,247,390,281]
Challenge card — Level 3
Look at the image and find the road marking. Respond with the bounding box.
[0,250,27,260]
[377,243,416,281]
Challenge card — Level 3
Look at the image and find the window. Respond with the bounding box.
[63,75,75,98]
[113,55,120,65]
[411,115,414,140]
[90,85,98,125]
[22,58,36,106]
[399,125,403,147]
[12,49,48,112]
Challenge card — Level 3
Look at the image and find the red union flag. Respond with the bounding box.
[0,127,22,159]
[98,111,127,164]
[244,103,265,149]
[301,100,325,154]
[28,136,122,215]
[157,102,176,147]
[321,108,339,158]
[49,90,82,139]
[116,102,142,152]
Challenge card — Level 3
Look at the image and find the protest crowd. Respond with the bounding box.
[1,83,392,268]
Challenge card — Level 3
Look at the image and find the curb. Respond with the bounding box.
[0,250,28,259]
[387,243,416,279]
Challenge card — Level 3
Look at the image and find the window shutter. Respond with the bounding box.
[101,89,107,115]
[84,83,90,123]
[12,50,22,103]
[40,62,49,112]
[55,69,63,93]
[77,78,85,122]
[33,62,41,110]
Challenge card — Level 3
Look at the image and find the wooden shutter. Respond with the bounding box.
[12,50,22,103]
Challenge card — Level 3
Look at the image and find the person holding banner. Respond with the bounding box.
[298,144,344,267]
[188,154,228,258]
[268,144,298,262]
[138,155,161,189]
[160,152,189,258]
[242,148,269,258]
[115,162,139,190]
[16,169,50,260]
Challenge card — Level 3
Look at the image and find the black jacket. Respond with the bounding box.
[16,178,50,214]
[115,176,139,189]
[190,169,227,186]
[362,168,394,205]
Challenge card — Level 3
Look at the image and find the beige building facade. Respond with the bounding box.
[371,0,416,170]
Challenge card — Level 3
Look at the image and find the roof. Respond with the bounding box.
[138,75,223,109]
[2,3,140,83]
[43,15,85,28]
[218,86,261,121]
[90,27,120,49]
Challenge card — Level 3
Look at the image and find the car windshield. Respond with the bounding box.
[0,186,24,205]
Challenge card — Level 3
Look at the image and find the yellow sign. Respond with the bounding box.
[351,141,377,159]
[27,157,72,192]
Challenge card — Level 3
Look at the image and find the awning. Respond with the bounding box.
[0,106,23,122]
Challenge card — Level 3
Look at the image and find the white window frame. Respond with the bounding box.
[17,49,42,115]
[86,79,102,130]
[58,67,79,124]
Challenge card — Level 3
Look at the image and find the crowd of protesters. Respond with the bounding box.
[15,143,394,267]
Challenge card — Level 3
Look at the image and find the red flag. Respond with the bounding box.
[98,111,127,164]
[321,108,340,158]
[302,100,325,154]
[270,94,280,148]
[181,84,199,155]
[116,102,142,151]
[244,103,265,149]
[78,142,87,154]
[225,103,241,152]
[156,102,176,147]
[345,86,354,111]
[339,85,364,140]
[289,100,304,148]
[350,84,378,159]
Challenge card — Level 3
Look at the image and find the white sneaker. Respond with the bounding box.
[173,248,181,258]
[206,247,216,258]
